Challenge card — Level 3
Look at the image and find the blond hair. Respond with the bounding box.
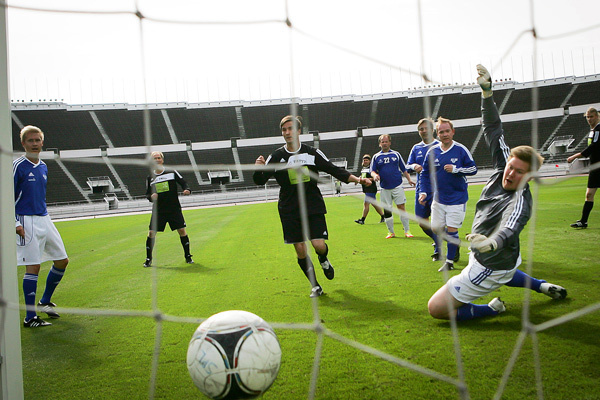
[510,145,544,171]
[417,118,435,131]
[20,125,44,142]
[151,151,164,160]
[280,115,303,130]
[435,116,454,131]
[378,134,391,144]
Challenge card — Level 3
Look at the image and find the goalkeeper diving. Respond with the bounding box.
[427,65,567,321]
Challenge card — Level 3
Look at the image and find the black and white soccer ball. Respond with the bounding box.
[187,310,282,400]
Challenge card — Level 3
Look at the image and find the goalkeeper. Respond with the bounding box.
[427,65,567,321]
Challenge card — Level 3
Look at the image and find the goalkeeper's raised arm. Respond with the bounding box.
[478,64,510,171]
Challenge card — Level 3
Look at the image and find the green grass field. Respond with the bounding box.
[18,176,600,399]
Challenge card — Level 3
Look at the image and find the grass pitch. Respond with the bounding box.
[18,176,600,399]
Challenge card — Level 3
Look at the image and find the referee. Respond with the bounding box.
[567,107,600,229]
[144,151,193,267]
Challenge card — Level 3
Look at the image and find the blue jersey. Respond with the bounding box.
[407,139,440,194]
[370,149,407,190]
[14,156,48,219]
[420,142,477,205]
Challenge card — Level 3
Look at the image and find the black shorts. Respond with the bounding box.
[588,168,600,189]
[150,210,186,232]
[280,213,329,244]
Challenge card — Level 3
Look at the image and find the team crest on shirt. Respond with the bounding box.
[455,286,461,292]
[451,158,458,163]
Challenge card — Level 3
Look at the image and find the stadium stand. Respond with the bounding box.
[107,154,149,197]
[12,108,106,151]
[43,159,88,204]
[167,106,239,142]
[568,79,600,106]
[11,75,600,205]
[94,109,173,147]
[437,92,482,120]
[240,103,301,139]
[305,101,371,132]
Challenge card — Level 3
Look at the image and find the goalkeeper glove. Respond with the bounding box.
[476,64,493,98]
[466,233,497,253]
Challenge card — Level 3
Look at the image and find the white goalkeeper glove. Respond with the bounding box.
[466,233,497,253]
[476,64,492,98]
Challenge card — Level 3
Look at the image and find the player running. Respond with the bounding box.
[370,134,415,239]
[253,115,369,298]
[427,65,567,321]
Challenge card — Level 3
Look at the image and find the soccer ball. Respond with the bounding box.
[186,310,282,400]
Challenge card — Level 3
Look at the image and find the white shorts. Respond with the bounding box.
[431,201,466,230]
[446,252,521,303]
[380,186,407,208]
[16,215,68,266]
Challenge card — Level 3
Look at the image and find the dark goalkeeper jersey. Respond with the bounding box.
[470,96,534,271]
[146,168,190,214]
[253,144,352,216]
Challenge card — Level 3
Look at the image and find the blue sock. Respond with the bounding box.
[39,265,65,304]
[456,303,499,321]
[505,269,544,292]
[446,231,459,261]
[422,228,439,252]
[23,273,38,321]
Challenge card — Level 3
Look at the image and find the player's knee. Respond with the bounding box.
[383,210,393,219]
[55,258,69,270]
[427,297,449,320]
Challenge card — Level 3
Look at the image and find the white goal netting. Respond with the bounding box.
[1,1,600,399]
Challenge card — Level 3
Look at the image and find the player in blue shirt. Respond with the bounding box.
[406,118,441,260]
[419,118,477,271]
[14,125,69,328]
[370,134,415,238]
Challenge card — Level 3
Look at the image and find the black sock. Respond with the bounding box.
[180,235,191,257]
[581,201,594,223]
[297,258,319,287]
[145,237,155,260]
[317,244,329,264]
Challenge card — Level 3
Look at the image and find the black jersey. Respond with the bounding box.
[470,96,534,271]
[253,144,352,216]
[146,168,190,214]
[358,167,377,194]
[581,122,600,164]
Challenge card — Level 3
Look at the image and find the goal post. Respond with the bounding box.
[0,4,25,400]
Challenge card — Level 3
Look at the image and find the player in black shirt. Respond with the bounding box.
[567,107,600,228]
[144,151,193,267]
[253,115,369,297]
[354,154,385,225]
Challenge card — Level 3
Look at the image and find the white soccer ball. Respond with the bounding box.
[186,310,282,400]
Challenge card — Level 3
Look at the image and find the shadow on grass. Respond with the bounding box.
[154,262,208,273]
[318,289,412,322]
